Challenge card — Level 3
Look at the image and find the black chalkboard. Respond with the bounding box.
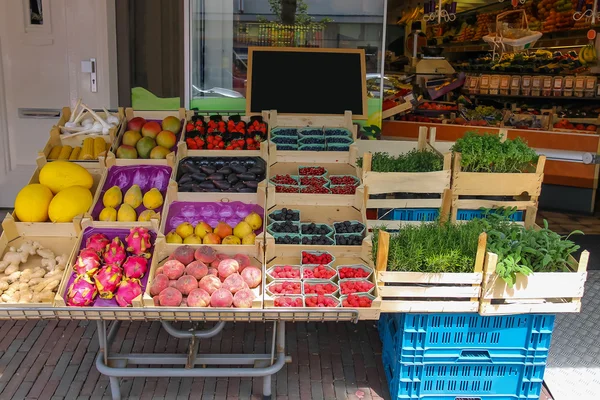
[247,48,367,118]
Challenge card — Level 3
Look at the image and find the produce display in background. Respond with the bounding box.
[185,115,267,150]
[163,202,263,245]
[270,165,359,195]
[356,150,443,173]
[58,102,121,137]
[455,50,589,74]
[148,245,261,308]
[0,242,68,304]
[14,162,94,223]
[116,116,181,159]
[553,118,598,133]
[177,157,266,193]
[452,132,538,173]
[91,165,172,222]
[64,227,156,307]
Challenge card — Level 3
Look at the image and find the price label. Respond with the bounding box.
[588,29,597,40]
[511,0,519,7]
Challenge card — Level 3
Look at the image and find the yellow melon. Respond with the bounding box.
[48,186,93,222]
[14,184,54,222]
[39,161,94,194]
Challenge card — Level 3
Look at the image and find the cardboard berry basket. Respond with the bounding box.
[105,108,192,167]
[267,111,358,164]
[11,156,105,236]
[138,238,263,322]
[0,214,80,318]
[39,106,125,170]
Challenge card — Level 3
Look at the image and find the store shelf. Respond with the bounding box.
[471,93,598,101]
[442,32,591,53]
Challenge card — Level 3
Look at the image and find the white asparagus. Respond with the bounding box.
[68,98,82,123]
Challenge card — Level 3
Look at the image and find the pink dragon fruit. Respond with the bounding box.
[104,237,127,267]
[74,249,101,276]
[125,227,152,257]
[85,233,110,255]
[122,256,149,279]
[66,274,98,306]
[115,277,142,307]
[94,265,123,299]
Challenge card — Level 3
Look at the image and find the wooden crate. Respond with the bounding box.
[551,113,600,134]
[159,183,267,263]
[451,152,546,223]
[0,214,80,318]
[86,156,173,229]
[480,224,589,315]
[268,110,358,164]
[264,251,381,320]
[177,111,271,159]
[105,108,191,166]
[372,230,487,313]
[267,161,362,208]
[10,157,105,235]
[39,107,125,170]
[357,127,452,230]
[135,238,263,320]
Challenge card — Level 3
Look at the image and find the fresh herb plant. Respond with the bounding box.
[452,132,539,173]
[356,149,443,173]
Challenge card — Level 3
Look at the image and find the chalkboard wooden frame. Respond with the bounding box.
[246,47,368,119]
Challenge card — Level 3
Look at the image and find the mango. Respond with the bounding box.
[14,184,54,222]
[39,161,93,194]
[48,186,93,223]
[116,145,138,159]
[117,203,137,222]
[162,116,181,133]
[138,209,157,222]
[142,188,164,210]
[122,130,142,147]
[99,207,118,221]
[150,146,170,159]
[156,130,177,149]
[124,185,143,208]
[103,186,123,208]
[136,137,156,159]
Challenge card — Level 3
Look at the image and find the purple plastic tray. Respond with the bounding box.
[121,119,183,152]
[92,165,172,219]
[64,226,157,307]
[164,201,265,234]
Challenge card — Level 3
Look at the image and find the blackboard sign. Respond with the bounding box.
[246,47,367,119]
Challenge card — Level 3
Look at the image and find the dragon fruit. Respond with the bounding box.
[125,227,152,257]
[94,265,123,299]
[115,277,142,307]
[74,249,101,276]
[104,237,127,267]
[66,274,98,306]
[85,233,110,255]
[122,256,149,279]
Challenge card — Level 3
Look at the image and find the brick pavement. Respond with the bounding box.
[0,320,389,400]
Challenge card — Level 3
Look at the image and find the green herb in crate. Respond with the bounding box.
[452,132,539,173]
[356,150,443,173]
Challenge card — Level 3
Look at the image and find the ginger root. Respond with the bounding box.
[0,251,28,272]
[19,241,42,256]
[36,248,55,260]
[32,290,54,303]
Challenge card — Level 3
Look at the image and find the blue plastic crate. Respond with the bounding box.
[456,209,524,222]
[378,208,439,222]
[381,313,554,366]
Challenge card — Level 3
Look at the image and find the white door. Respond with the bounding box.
[0,0,118,207]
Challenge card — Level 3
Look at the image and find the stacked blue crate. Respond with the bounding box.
[379,313,555,400]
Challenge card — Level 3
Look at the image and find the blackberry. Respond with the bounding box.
[270,220,299,233]
[335,234,363,246]
[301,235,334,245]
[275,235,301,244]
[334,221,365,234]
[301,223,332,235]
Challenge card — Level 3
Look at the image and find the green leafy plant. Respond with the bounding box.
[452,132,539,173]
[356,150,443,173]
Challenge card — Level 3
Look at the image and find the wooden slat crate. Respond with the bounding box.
[372,230,487,313]
[39,107,125,170]
[451,150,546,224]
[268,110,358,164]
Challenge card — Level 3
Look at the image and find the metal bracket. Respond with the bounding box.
[583,153,600,164]
[81,58,97,93]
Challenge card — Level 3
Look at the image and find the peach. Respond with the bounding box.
[187,288,211,307]
[210,289,233,308]
[176,275,198,295]
[168,280,178,288]
[241,267,262,289]
[199,275,221,295]
[153,295,160,306]
[207,267,218,276]
[172,245,195,265]
[150,274,169,296]
[195,246,217,263]
[185,261,208,280]
[203,233,221,245]
[233,289,256,308]
[141,121,161,138]
[218,259,239,279]
[158,287,182,306]
[162,260,186,280]
[222,273,248,294]
[155,266,164,275]
[233,254,251,272]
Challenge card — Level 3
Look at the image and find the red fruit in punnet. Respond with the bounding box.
[172,245,195,265]
[342,294,372,308]
[274,296,303,307]
[94,265,123,299]
[271,174,298,185]
[269,281,301,295]
[271,265,301,279]
[85,233,110,255]
[305,295,337,307]
[331,185,356,195]
[74,248,101,276]
[300,176,327,187]
[330,176,358,186]
[303,264,335,280]
[304,282,337,295]
[122,256,149,279]
[338,267,370,279]
[275,185,299,193]
[300,186,330,194]
[340,280,374,295]
[301,252,332,265]
[299,166,325,176]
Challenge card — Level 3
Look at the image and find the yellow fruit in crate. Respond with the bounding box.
[244,212,263,230]
[138,209,157,222]
[242,233,256,245]
[99,207,117,221]
[117,204,137,222]
[166,231,183,244]
[176,222,194,239]
[103,186,123,208]
[123,185,143,208]
[48,186,93,222]
[183,234,202,244]
[39,161,93,194]
[222,235,241,245]
[233,221,253,239]
[142,188,163,210]
[14,184,54,222]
